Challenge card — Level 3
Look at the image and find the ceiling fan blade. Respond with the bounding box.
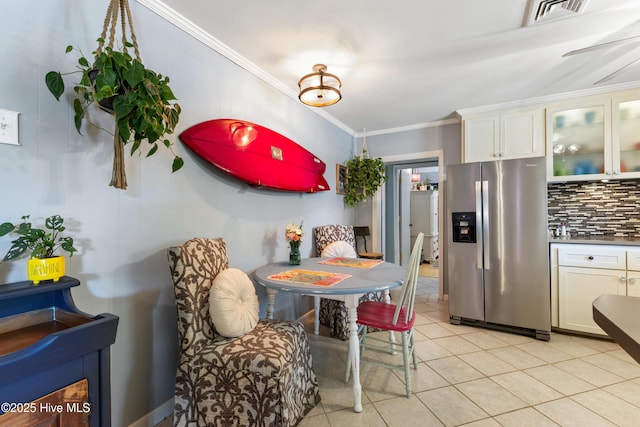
[594,56,640,85]
[563,35,640,57]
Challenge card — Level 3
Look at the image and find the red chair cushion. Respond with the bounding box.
[356,301,415,332]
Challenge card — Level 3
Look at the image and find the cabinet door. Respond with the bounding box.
[500,108,545,159]
[547,98,611,182]
[558,266,626,335]
[612,92,640,179]
[626,248,640,297]
[0,379,88,426]
[463,115,499,163]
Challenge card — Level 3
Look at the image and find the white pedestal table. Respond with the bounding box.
[254,257,405,413]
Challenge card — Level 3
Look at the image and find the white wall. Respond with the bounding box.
[0,2,353,425]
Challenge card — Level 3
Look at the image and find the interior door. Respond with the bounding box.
[399,169,412,266]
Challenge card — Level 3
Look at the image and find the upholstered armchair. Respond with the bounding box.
[167,237,320,426]
[313,225,385,340]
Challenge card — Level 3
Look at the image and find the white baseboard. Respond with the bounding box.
[129,398,173,427]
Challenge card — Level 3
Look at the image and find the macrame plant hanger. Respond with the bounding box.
[97,0,141,190]
[360,128,369,158]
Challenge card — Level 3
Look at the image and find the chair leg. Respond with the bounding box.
[314,296,320,335]
[410,329,418,370]
[401,331,411,398]
[383,289,397,354]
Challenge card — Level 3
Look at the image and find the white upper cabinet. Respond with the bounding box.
[612,93,640,178]
[547,88,640,182]
[462,107,545,163]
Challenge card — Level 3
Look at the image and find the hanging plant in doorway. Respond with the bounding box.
[44,0,183,190]
[343,132,387,207]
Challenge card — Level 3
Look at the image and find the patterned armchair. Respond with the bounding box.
[167,237,320,426]
[313,225,385,340]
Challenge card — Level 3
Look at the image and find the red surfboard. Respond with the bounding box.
[180,119,330,193]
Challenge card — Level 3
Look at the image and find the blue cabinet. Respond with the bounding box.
[0,277,118,426]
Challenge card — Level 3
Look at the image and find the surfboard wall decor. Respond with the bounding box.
[180,119,330,193]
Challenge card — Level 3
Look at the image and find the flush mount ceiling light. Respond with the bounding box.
[298,64,342,107]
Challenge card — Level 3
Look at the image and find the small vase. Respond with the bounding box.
[289,246,301,265]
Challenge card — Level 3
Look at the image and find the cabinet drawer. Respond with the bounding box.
[557,245,625,269]
[627,248,640,271]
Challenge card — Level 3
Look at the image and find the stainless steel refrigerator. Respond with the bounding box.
[446,157,550,340]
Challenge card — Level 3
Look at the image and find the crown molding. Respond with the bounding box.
[135,0,354,135]
[456,81,640,117]
[354,118,460,138]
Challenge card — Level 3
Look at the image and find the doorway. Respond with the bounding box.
[373,150,444,300]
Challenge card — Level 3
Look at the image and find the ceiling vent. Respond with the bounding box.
[524,0,590,26]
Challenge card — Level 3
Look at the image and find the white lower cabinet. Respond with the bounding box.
[626,248,640,297]
[552,243,637,336]
[558,266,625,335]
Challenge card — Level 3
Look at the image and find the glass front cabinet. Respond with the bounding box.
[613,94,640,177]
[547,89,640,182]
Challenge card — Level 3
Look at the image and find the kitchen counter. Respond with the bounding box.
[549,236,640,246]
[593,294,640,364]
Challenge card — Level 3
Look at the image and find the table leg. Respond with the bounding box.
[346,298,362,413]
[314,296,320,335]
[384,289,397,354]
[265,288,277,320]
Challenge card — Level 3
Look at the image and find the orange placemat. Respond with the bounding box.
[267,269,351,287]
[317,257,384,268]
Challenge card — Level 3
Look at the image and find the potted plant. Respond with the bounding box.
[343,148,387,207]
[0,215,77,284]
[44,0,183,190]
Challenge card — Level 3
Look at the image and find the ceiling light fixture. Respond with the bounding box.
[298,64,342,107]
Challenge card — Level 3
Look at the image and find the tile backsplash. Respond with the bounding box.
[548,179,640,237]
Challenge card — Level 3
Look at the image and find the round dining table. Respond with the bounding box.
[254,257,406,413]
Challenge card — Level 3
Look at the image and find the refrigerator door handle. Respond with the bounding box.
[482,180,490,270]
[475,181,483,268]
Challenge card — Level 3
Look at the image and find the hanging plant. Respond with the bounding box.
[44,0,183,190]
[344,148,387,207]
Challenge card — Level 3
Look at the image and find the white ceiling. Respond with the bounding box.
[143,0,640,135]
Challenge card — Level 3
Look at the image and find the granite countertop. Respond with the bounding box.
[549,235,640,246]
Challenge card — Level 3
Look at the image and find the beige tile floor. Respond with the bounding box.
[157,276,640,426]
[300,277,640,427]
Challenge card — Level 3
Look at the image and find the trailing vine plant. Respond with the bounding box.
[44,0,183,190]
[344,148,387,207]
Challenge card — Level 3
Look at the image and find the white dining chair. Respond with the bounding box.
[345,232,424,397]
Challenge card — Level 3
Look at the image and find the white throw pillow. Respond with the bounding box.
[209,268,259,337]
[321,240,357,258]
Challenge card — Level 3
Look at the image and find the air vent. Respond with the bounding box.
[524,0,590,26]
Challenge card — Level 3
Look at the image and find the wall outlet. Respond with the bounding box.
[0,109,20,145]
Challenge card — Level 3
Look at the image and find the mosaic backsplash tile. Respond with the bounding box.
[547,179,640,237]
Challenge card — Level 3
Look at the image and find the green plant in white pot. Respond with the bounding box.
[0,215,77,284]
